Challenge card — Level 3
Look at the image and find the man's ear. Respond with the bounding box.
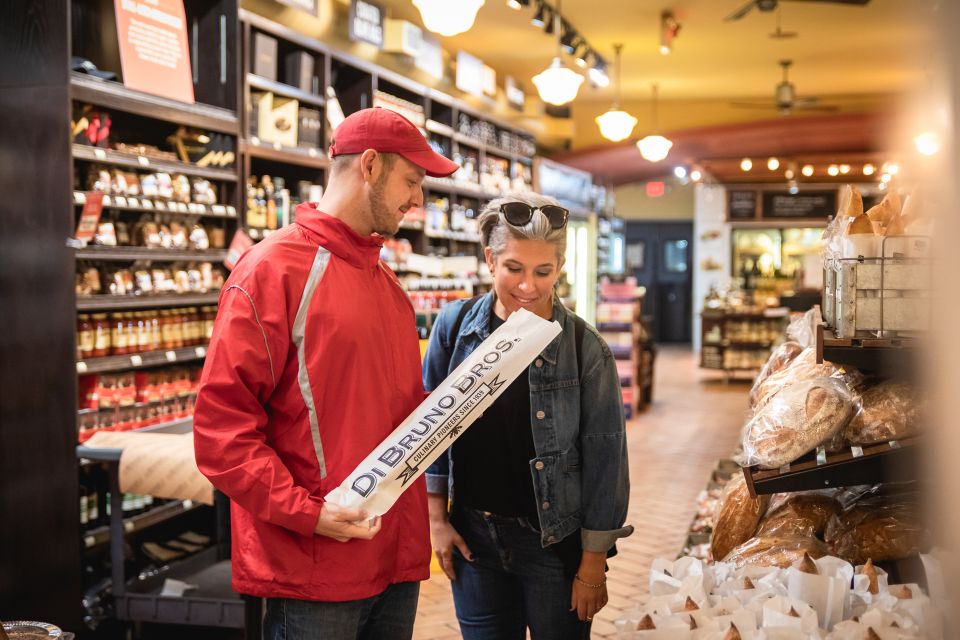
[359,149,380,184]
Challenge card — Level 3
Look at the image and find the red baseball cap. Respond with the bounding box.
[329,107,459,178]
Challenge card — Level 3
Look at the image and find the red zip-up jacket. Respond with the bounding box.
[193,204,430,601]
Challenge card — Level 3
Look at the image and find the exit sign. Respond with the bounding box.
[646,181,665,198]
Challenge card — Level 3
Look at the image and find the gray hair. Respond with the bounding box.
[478,192,567,262]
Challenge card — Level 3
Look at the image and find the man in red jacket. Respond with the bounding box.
[194,107,459,639]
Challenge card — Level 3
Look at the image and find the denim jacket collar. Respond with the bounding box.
[459,292,567,365]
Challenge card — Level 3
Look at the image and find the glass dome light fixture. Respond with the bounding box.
[636,84,672,162]
[532,0,584,106]
[595,44,638,142]
[413,0,485,37]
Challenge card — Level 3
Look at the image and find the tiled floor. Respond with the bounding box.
[412,345,751,639]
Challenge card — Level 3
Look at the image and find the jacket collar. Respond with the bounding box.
[461,292,569,365]
[294,203,383,269]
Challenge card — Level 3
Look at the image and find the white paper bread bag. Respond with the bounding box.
[786,555,853,630]
[325,308,561,516]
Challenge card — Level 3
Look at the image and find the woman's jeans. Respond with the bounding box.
[262,581,419,640]
[450,506,591,640]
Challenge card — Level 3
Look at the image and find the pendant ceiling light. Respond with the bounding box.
[532,0,584,106]
[413,0,485,37]
[636,83,673,162]
[594,44,637,142]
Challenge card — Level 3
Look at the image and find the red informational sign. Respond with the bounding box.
[224,229,254,271]
[114,0,194,104]
[646,181,666,198]
[75,192,105,242]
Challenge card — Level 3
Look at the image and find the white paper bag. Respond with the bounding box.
[325,308,562,516]
[786,556,853,629]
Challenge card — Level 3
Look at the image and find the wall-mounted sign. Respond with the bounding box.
[416,33,443,81]
[114,0,194,103]
[275,0,318,15]
[384,19,422,57]
[455,51,484,98]
[505,76,525,111]
[535,157,594,213]
[481,64,497,98]
[726,190,758,220]
[349,0,384,49]
[761,190,836,220]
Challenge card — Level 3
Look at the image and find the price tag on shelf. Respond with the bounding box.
[114,196,128,207]
[273,142,282,151]
[183,499,193,510]
[73,192,86,204]
[124,520,135,532]
[251,136,260,146]
[195,346,207,358]
[94,148,106,160]
[128,198,140,208]
[102,195,112,206]
[177,203,189,213]
[815,447,827,465]
[138,156,150,167]
[154,200,165,211]
[225,206,237,217]
[308,148,318,157]
[211,205,226,216]
[141,199,153,209]
[130,355,143,367]
[76,361,88,374]
[84,535,96,548]
[165,350,177,362]
[851,446,864,458]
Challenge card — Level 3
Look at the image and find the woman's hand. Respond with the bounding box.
[570,551,608,622]
[428,493,473,580]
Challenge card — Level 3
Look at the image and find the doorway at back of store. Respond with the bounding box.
[625,221,693,343]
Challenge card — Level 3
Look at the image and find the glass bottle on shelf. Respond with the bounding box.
[77,314,94,360]
[110,312,128,356]
[91,314,110,357]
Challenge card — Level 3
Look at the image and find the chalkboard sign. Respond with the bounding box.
[727,190,758,220]
[761,190,836,220]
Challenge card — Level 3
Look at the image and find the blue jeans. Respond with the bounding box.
[262,582,419,640]
[450,507,591,640]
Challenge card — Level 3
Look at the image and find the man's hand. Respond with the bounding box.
[314,502,381,542]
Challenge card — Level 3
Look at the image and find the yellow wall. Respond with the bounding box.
[614,181,694,221]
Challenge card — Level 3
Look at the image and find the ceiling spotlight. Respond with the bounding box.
[507,0,529,9]
[880,173,892,183]
[801,164,814,177]
[862,163,875,175]
[827,165,840,176]
[660,10,680,55]
[885,162,900,175]
[914,131,941,156]
[588,59,609,87]
[839,164,851,174]
[674,166,687,179]
[740,158,753,171]
[767,157,779,171]
[878,181,888,190]
[575,45,591,68]
[531,2,547,27]
[560,23,577,54]
[690,169,703,182]
[788,180,799,195]
[784,169,795,180]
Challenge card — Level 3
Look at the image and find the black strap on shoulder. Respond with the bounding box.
[449,295,483,345]
[573,314,586,381]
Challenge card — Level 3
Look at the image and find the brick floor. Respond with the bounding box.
[412,346,750,638]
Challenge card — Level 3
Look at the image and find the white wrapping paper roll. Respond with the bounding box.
[325,307,562,516]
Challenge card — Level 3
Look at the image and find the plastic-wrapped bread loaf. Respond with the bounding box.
[756,492,842,538]
[844,380,919,445]
[824,497,927,565]
[738,377,857,469]
[748,341,804,408]
[751,347,863,412]
[710,474,770,562]
[722,534,829,569]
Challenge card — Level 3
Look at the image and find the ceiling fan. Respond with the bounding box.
[725,0,870,23]
[730,60,839,115]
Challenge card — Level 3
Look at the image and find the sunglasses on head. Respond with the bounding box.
[499,202,569,230]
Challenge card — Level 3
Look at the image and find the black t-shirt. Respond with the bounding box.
[451,311,537,518]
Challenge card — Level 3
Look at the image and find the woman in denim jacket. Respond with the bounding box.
[423,193,632,639]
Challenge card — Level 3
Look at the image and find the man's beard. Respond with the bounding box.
[368,175,399,236]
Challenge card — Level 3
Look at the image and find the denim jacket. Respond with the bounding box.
[423,292,633,553]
